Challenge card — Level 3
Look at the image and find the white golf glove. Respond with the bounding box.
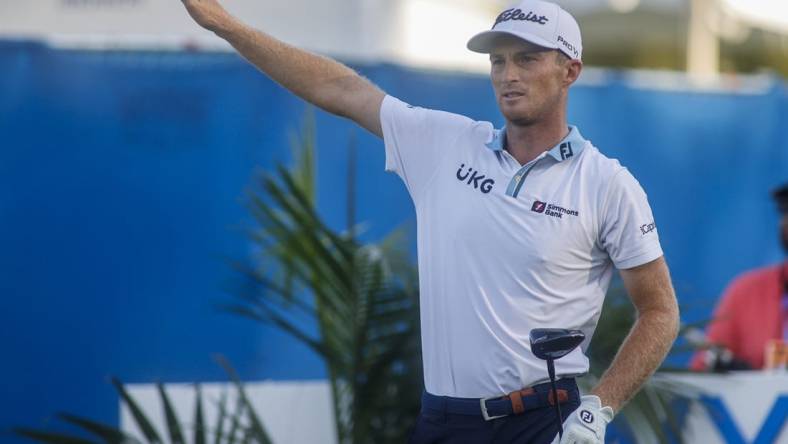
[551,395,614,444]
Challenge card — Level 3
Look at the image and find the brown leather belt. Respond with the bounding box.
[507,386,569,414]
[421,378,576,421]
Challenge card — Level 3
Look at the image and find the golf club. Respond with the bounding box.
[530,328,586,440]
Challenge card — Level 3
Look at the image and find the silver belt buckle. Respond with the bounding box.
[480,396,507,421]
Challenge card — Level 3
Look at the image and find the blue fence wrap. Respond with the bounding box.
[1,40,787,440]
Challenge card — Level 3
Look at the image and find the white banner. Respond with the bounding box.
[0,0,401,61]
[656,372,788,444]
[123,380,337,444]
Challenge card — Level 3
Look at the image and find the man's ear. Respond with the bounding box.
[565,60,583,87]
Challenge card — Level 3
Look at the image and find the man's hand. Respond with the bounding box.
[552,395,614,444]
[181,0,235,33]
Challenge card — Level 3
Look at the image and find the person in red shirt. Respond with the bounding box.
[691,183,788,371]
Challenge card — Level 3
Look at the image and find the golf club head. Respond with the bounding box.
[529,328,586,360]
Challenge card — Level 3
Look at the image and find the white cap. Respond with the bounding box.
[467,0,582,61]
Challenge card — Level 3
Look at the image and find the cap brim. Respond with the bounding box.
[467,30,557,54]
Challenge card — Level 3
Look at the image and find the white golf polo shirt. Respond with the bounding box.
[381,95,663,398]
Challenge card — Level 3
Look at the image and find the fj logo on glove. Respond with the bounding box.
[580,409,594,423]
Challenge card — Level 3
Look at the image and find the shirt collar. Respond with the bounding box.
[485,125,587,162]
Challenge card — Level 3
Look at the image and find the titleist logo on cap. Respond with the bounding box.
[494,8,549,27]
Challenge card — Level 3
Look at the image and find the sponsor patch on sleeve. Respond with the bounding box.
[639,222,656,236]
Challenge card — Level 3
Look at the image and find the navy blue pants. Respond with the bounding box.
[408,379,580,444]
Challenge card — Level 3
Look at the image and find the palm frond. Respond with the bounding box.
[57,414,137,444]
[212,389,229,444]
[112,377,163,444]
[194,384,207,444]
[16,374,272,444]
[157,382,185,444]
[229,113,422,443]
[215,355,274,444]
[12,429,99,444]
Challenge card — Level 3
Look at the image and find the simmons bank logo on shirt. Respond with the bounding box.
[531,200,579,219]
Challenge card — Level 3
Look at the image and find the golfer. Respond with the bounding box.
[181,1,680,442]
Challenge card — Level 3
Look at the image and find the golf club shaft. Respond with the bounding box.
[547,358,564,439]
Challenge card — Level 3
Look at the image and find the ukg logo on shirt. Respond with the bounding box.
[456,164,495,194]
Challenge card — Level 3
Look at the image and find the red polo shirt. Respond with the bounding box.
[691,262,786,370]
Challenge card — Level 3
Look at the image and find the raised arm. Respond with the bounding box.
[180,0,385,137]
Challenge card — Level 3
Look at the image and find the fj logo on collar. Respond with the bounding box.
[560,142,574,160]
[580,410,594,424]
[531,200,579,218]
[494,9,549,27]
[456,164,495,194]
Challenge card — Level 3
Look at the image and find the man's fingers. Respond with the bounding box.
[179,0,228,32]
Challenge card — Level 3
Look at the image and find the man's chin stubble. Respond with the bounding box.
[501,105,538,127]
[508,117,538,127]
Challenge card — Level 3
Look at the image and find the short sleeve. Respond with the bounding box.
[380,95,475,201]
[599,169,663,269]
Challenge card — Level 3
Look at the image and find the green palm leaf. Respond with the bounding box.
[57,413,137,444]
[111,377,163,444]
[216,356,274,444]
[212,389,229,444]
[194,384,206,444]
[226,404,243,444]
[12,429,98,444]
[230,116,422,443]
[157,382,185,444]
